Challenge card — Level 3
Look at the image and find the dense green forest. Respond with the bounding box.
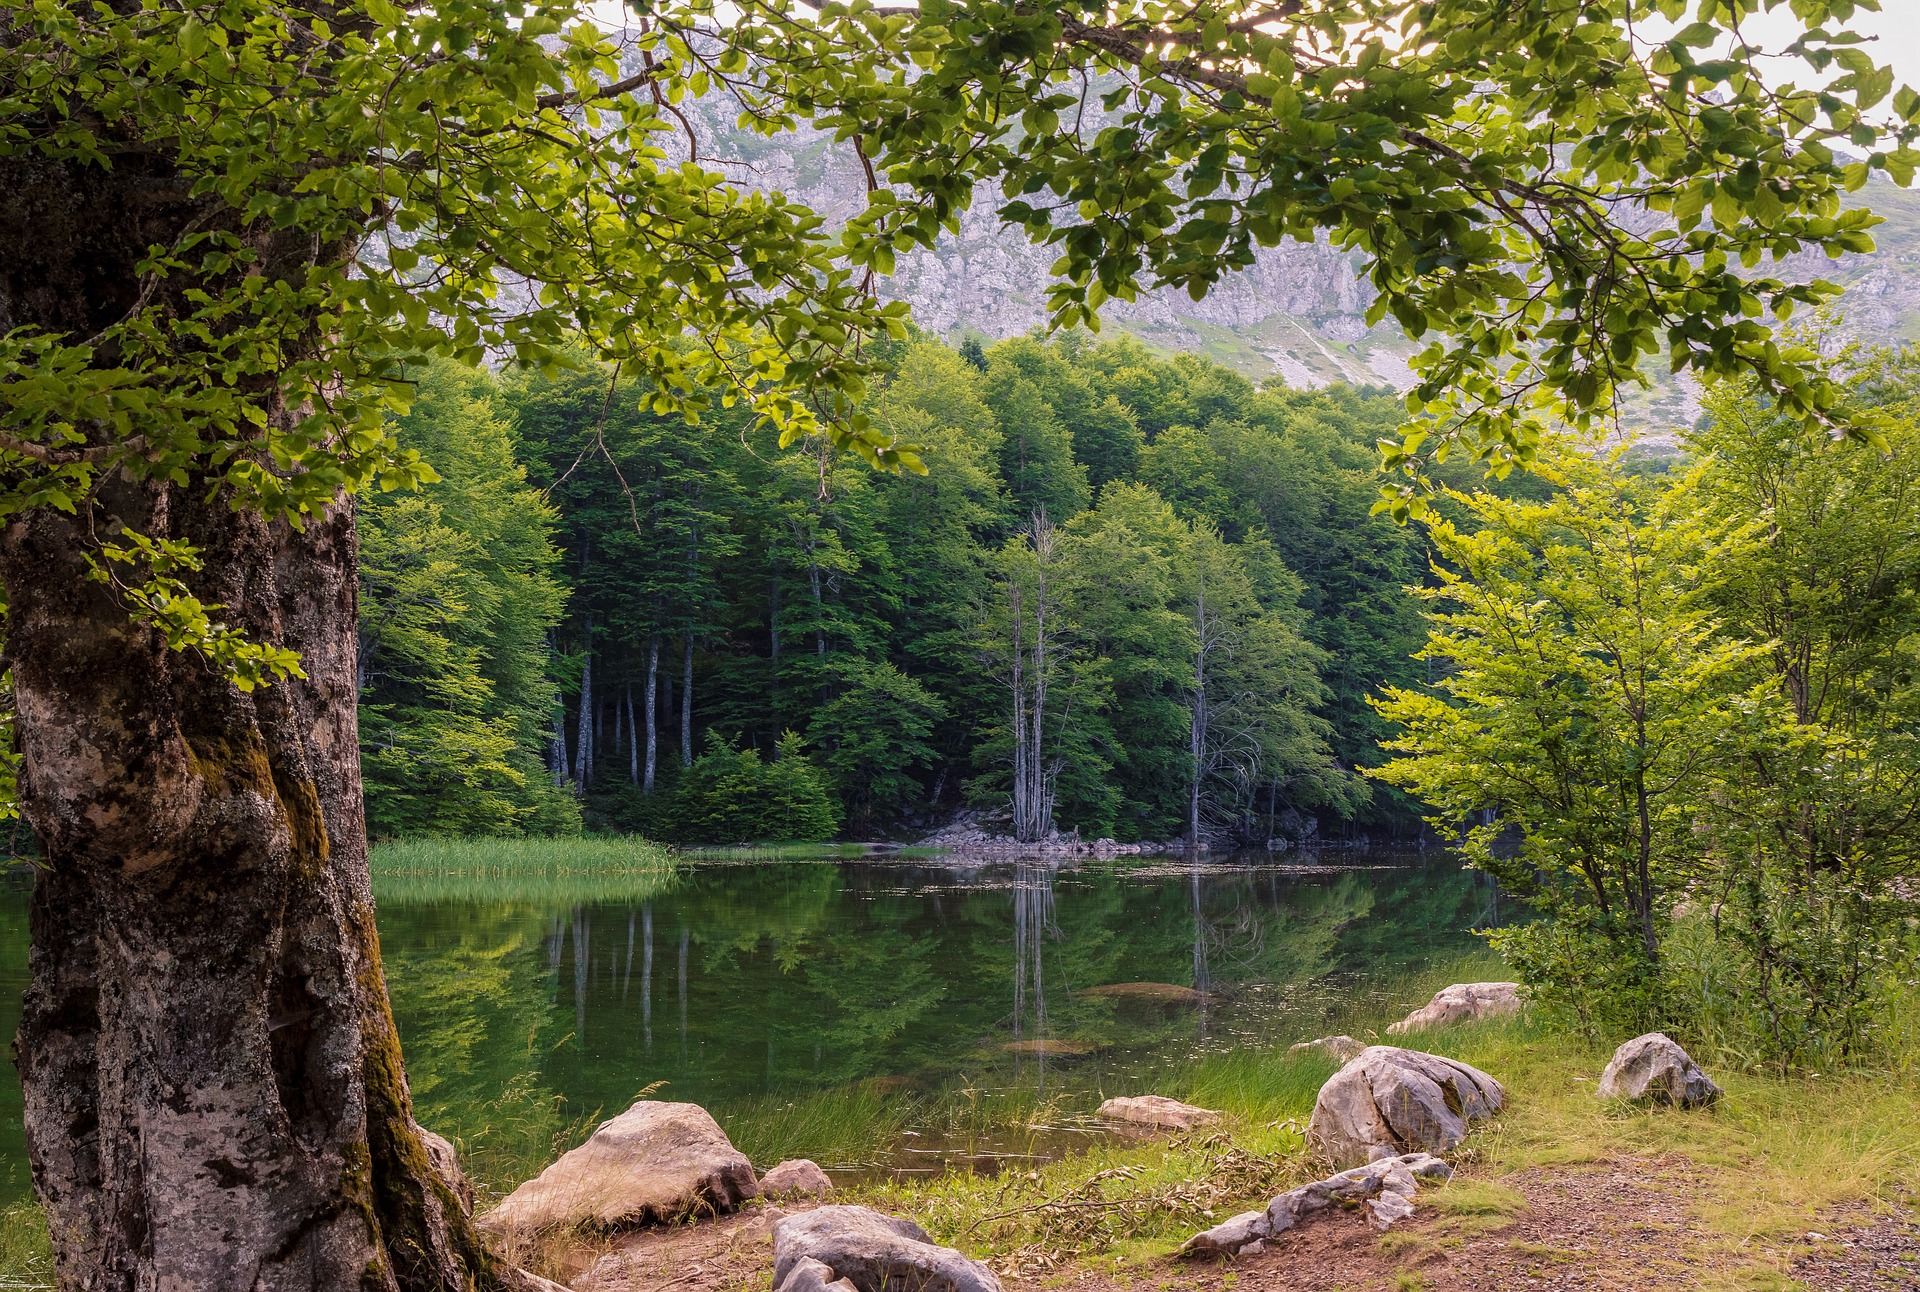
[357,333,1453,844]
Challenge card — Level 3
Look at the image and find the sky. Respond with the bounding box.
[1698,6,1918,99]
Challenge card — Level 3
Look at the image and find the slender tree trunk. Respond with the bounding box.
[4,490,520,1291]
[644,634,659,792]
[1030,529,1049,840]
[680,631,694,768]
[1009,580,1029,840]
[574,619,593,789]
[625,684,638,785]
[1189,585,1206,850]
[551,712,570,785]
[812,565,827,658]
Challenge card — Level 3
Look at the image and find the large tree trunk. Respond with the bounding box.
[0,158,524,1292]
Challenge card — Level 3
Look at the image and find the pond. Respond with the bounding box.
[0,848,1500,1210]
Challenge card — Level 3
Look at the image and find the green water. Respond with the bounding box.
[0,850,1499,1208]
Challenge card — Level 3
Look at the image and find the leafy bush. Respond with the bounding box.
[591,731,841,844]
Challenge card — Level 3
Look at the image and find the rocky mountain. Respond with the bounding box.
[693,99,1920,424]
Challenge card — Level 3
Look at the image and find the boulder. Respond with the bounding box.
[1386,983,1522,1034]
[480,1100,758,1236]
[417,1127,474,1218]
[1307,1046,1503,1167]
[761,1159,835,1199]
[1095,1095,1221,1132]
[773,1206,1001,1292]
[1288,1035,1366,1064]
[1180,1152,1452,1256]
[1598,1033,1721,1108]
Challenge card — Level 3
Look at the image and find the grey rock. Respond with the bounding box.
[1308,1046,1504,1167]
[417,1126,473,1217]
[775,1256,860,1292]
[760,1159,835,1199]
[1386,983,1523,1034]
[772,1205,1001,1292]
[1178,1208,1271,1256]
[480,1100,758,1235]
[1598,1033,1721,1108]
[1095,1095,1221,1131]
[1289,1035,1367,1063]
[1180,1152,1453,1256]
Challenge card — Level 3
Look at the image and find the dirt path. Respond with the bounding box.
[558,1158,1920,1292]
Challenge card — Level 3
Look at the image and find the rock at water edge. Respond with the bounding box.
[773,1205,1001,1292]
[760,1159,835,1199]
[1598,1033,1721,1108]
[1308,1046,1503,1167]
[1095,1095,1221,1131]
[1386,983,1522,1034]
[480,1100,758,1236]
[1288,1035,1367,1063]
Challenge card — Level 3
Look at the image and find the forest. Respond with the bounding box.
[357,332,1468,846]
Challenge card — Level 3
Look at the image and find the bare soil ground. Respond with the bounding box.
[560,1158,1920,1292]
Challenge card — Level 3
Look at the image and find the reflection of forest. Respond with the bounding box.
[361,856,1496,1187]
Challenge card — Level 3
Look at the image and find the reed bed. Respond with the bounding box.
[369,836,677,906]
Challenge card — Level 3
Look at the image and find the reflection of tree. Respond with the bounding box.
[377,902,574,1193]
[1011,862,1058,1043]
[348,855,1498,1196]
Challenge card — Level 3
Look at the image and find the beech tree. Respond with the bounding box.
[0,0,1913,1287]
[0,2,901,1287]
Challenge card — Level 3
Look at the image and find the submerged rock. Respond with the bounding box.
[1598,1033,1721,1108]
[1386,983,1523,1034]
[481,1100,758,1236]
[999,1037,1096,1056]
[1288,1035,1367,1063]
[1095,1095,1222,1131]
[1075,982,1209,1005]
[1180,1152,1453,1256]
[772,1205,1001,1292]
[760,1159,835,1199]
[1307,1046,1504,1167]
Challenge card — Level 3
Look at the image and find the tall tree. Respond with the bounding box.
[1685,348,1920,1060]
[1371,455,1766,1019]
[358,361,575,837]
[0,4,904,1285]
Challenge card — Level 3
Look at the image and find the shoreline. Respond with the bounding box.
[538,1015,1920,1291]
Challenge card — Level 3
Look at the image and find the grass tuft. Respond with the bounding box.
[0,1198,51,1290]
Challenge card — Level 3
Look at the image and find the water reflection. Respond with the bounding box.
[0,851,1498,1207]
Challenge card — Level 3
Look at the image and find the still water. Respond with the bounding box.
[0,850,1498,1208]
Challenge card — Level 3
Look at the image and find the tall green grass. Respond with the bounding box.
[369,836,677,905]
[0,1198,50,1290]
[718,1081,922,1171]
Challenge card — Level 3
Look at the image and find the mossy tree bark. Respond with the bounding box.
[0,160,522,1292]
